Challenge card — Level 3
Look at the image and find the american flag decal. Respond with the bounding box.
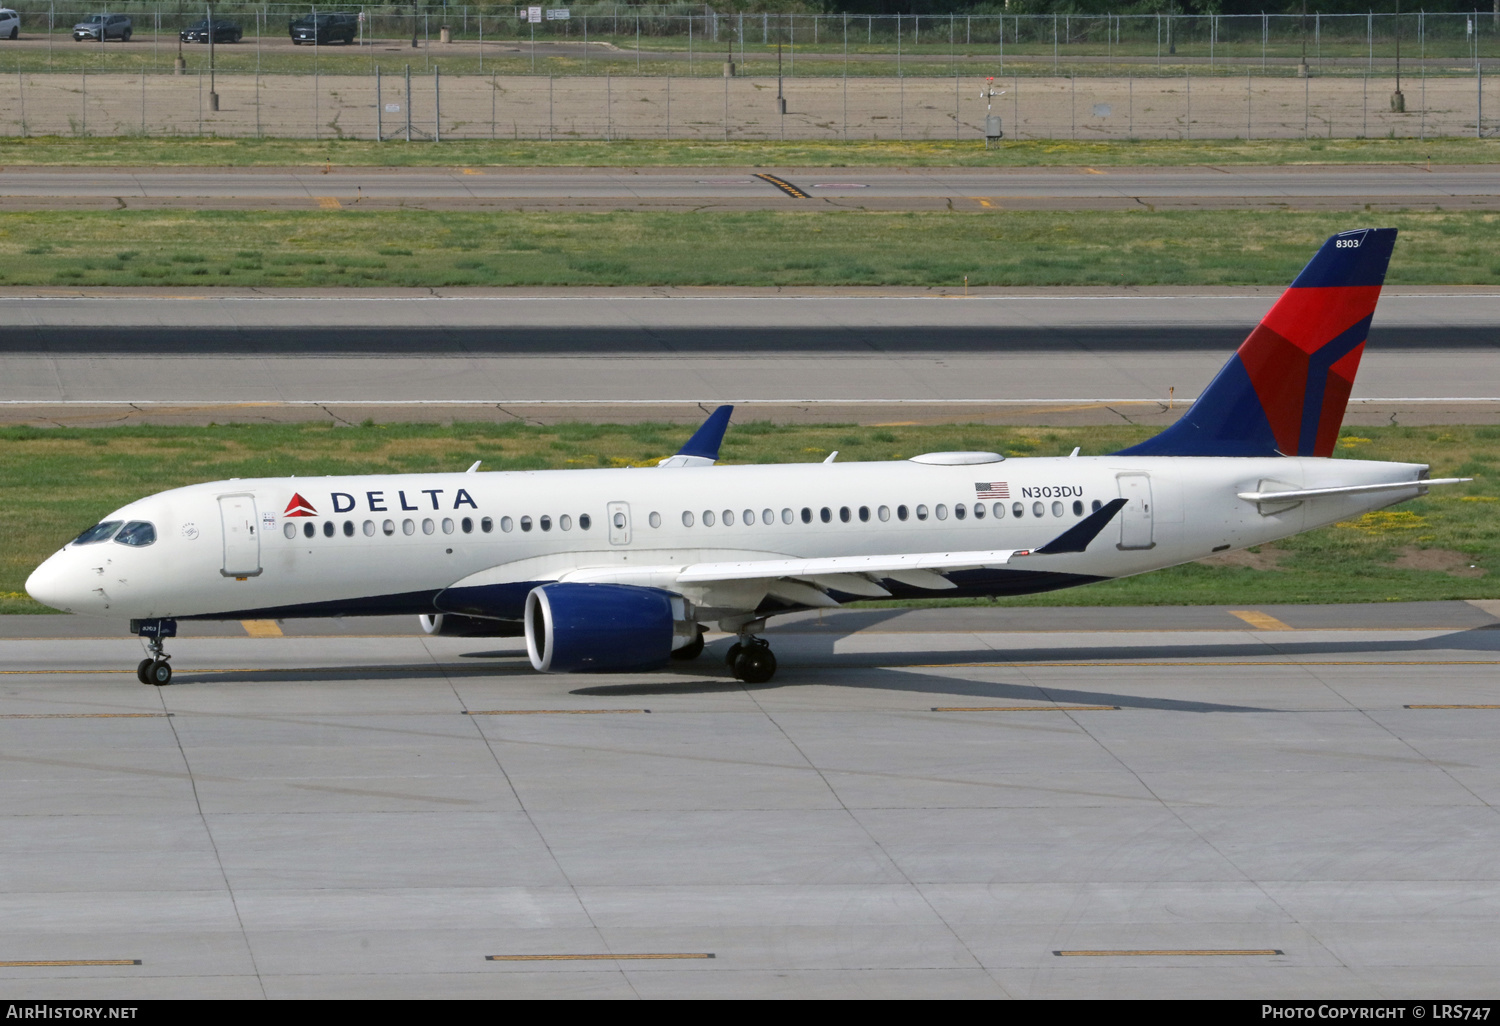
[975,482,1010,499]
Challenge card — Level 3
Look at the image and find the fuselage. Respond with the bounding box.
[26,453,1430,624]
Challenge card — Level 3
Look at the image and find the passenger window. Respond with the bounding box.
[916,505,929,521]
[114,521,157,547]
[480,517,492,533]
[897,505,908,521]
[743,509,755,526]
[703,510,716,527]
[1073,500,1084,516]
[363,520,376,537]
[993,502,1006,519]
[781,508,793,524]
[305,522,317,538]
[839,507,850,523]
[878,505,890,522]
[462,517,474,533]
[1091,500,1102,512]
[284,522,297,539]
[648,512,661,529]
[801,508,812,524]
[559,515,572,531]
[762,509,774,525]
[520,516,532,533]
[1013,502,1025,518]
[443,518,456,534]
[613,512,626,529]
[73,521,123,545]
[385,519,397,536]
[500,516,513,532]
[954,504,966,521]
[820,507,831,523]
[1032,502,1045,518]
[682,511,695,527]
[423,518,436,535]
[722,510,735,527]
[579,513,591,530]
[343,520,355,537]
[539,515,552,532]
[403,519,416,535]
[1051,501,1064,517]
[973,503,985,520]
[935,504,948,521]
[859,506,870,522]
[323,521,335,538]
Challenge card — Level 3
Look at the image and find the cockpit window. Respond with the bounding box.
[72,521,122,545]
[114,521,157,547]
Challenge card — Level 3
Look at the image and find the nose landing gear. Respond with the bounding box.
[130,618,177,687]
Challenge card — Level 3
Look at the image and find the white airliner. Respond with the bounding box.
[26,228,1466,686]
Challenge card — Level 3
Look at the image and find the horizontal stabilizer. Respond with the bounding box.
[1236,478,1470,503]
[1033,498,1128,555]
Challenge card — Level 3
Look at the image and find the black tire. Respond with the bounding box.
[724,642,742,669]
[670,630,705,662]
[147,660,172,687]
[122,28,131,42]
[136,658,154,685]
[292,38,301,45]
[8,27,18,40]
[737,648,777,685]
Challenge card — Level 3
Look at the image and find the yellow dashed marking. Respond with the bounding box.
[971,197,997,208]
[461,167,484,175]
[316,196,342,210]
[241,620,284,637]
[1229,610,1295,631]
[486,953,713,962]
[464,709,650,716]
[931,705,1119,712]
[1055,949,1281,957]
[0,960,141,967]
[1083,167,1107,174]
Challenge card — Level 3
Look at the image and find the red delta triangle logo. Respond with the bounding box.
[283,493,318,518]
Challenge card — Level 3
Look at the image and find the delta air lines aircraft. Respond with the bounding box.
[26,228,1466,686]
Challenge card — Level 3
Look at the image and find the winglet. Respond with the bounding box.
[659,405,733,468]
[1033,498,1128,555]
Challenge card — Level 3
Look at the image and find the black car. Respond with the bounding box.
[180,18,241,43]
[288,12,356,45]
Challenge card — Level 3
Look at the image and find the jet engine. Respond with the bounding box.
[418,613,524,638]
[524,583,697,673]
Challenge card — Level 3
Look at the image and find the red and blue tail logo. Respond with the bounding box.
[1120,227,1397,458]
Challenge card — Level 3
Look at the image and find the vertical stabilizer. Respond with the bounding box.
[1119,228,1397,458]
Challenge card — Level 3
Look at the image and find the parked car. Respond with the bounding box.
[180,17,241,43]
[72,13,130,41]
[0,8,19,40]
[288,12,356,45]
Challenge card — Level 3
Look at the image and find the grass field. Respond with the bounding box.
[3,209,1497,288]
[2,421,1496,615]
[2,136,1495,168]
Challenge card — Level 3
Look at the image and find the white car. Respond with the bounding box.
[0,9,20,40]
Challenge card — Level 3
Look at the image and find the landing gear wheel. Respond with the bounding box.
[733,646,777,685]
[724,642,742,668]
[136,659,153,685]
[671,629,705,662]
[146,660,172,687]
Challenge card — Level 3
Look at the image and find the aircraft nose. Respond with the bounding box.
[26,552,82,613]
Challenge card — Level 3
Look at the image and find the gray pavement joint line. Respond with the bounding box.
[738,685,1010,996]
[157,687,268,999]
[424,636,635,991]
[1021,664,1321,964]
[1303,659,1500,818]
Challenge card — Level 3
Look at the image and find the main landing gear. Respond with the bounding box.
[725,636,777,685]
[130,618,177,687]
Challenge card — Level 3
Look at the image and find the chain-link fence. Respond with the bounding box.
[0,6,1495,78]
[2,68,1493,140]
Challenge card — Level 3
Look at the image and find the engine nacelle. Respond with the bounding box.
[418,613,524,638]
[525,583,695,673]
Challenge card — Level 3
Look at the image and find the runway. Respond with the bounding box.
[1,287,1496,426]
[3,601,1499,998]
[5,165,1498,211]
